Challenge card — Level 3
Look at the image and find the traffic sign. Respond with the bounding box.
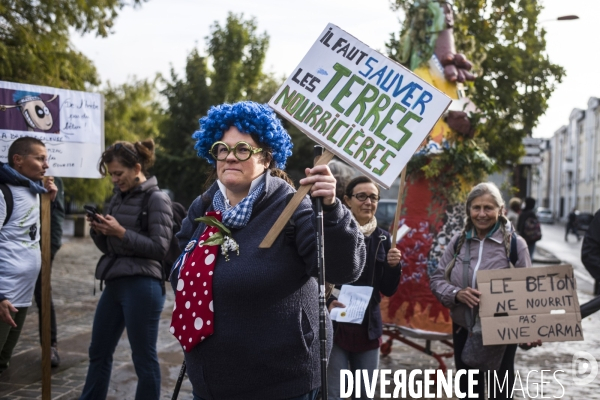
[519,156,542,165]
[525,146,541,156]
[522,137,544,146]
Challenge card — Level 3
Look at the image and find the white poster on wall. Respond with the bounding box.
[268,23,452,189]
[0,80,104,179]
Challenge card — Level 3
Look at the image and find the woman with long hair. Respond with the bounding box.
[80,139,173,400]
[429,182,532,399]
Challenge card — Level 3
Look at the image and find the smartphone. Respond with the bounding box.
[83,205,101,222]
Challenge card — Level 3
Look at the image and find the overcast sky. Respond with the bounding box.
[70,0,600,139]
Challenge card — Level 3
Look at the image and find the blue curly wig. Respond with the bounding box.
[192,101,293,169]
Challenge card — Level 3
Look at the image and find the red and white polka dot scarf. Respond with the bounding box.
[169,211,221,352]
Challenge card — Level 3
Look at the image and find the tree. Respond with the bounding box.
[387,0,564,169]
[0,0,150,204]
[65,79,163,204]
[155,13,275,206]
[0,0,145,90]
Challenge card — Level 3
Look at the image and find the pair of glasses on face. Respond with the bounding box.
[210,141,263,162]
[112,143,138,159]
[352,193,380,203]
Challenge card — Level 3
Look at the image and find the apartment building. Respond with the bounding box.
[533,97,600,221]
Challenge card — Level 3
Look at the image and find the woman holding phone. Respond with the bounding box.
[80,139,173,400]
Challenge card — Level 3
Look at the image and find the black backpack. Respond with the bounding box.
[139,187,187,282]
[0,183,14,226]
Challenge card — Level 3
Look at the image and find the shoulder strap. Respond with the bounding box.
[0,183,14,227]
[462,239,474,329]
[139,187,160,232]
[510,231,518,266]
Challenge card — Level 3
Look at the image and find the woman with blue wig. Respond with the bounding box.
[171,101,366,400]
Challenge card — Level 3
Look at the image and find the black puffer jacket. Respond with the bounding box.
[92,176,173,281]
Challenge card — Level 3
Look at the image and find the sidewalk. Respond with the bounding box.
[533,245,562,264]
[0,225,570,400]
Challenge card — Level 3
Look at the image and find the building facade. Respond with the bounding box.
[534,97,600,221]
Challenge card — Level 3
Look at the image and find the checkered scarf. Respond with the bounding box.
[212,181,265,229]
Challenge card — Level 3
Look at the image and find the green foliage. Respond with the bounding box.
[0,0,145,89]
[207,13,270,103]
[155,13,283,206]
[453,0,564,167]
[0,0,149,204]
[388,0,564,200]
[64,79,163,204]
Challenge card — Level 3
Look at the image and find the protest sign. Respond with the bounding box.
[477,264,583,345]
[0,80,104,178]
[268,23,452,189]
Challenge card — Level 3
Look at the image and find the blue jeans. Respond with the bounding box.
[527,242,536,259]
[193,388,319,400]
[80,276,165,400]
[327,344,380,400]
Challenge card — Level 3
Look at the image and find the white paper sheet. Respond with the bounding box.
[329,285,374,324]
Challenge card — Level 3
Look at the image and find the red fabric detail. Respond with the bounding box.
[170,211,221,352]
[335,323,381,353]
[383,176,451,332]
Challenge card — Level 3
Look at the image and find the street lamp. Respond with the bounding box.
[557,15,579,21]
[540,15,580,23]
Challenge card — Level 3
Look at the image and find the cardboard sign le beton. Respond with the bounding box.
[268,23,451,189]
[477,264,583,345]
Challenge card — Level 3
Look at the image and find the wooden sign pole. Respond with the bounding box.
[259,149,335,248]
[40,185,52,399]
[391,167,408,246]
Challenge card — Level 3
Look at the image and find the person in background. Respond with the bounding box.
[327,176,402,400]
[34,176,64,367]
[430,182,533,399]
[566,208,581,242]
[581,209,600,296]
[516,197,541,258]
[506,197,521,228]
[0,137,58,374]
[173,101,366,400]
[79,139,173,400]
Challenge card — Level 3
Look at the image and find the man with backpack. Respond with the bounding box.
[516,197,542,259]
[0,137,58,374]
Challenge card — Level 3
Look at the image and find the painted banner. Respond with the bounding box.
[478,264,583,345]
[268,23,452,189]
[0,80,104,178]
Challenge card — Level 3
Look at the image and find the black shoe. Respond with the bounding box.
[51,346,60,367]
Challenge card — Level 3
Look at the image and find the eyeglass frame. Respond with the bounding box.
[111,143,138,160]
[209,141,263,162]
[351,192,381,203]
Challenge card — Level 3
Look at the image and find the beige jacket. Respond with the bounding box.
[429,225,532,328]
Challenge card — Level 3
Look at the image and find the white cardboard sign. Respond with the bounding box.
[268,23,452,188]
[478,264,583,345]
[0,80,104,178]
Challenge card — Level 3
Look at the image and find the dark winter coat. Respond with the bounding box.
[330,226,401,341]
[92,176,173,281]
[173,172,366,400]
[582,209,600,281]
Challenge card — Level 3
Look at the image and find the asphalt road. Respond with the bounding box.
[536,222,595,295]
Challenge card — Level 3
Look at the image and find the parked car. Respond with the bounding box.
[536,207,554,224]
[375,199,398,231]
[576,212,594,234]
